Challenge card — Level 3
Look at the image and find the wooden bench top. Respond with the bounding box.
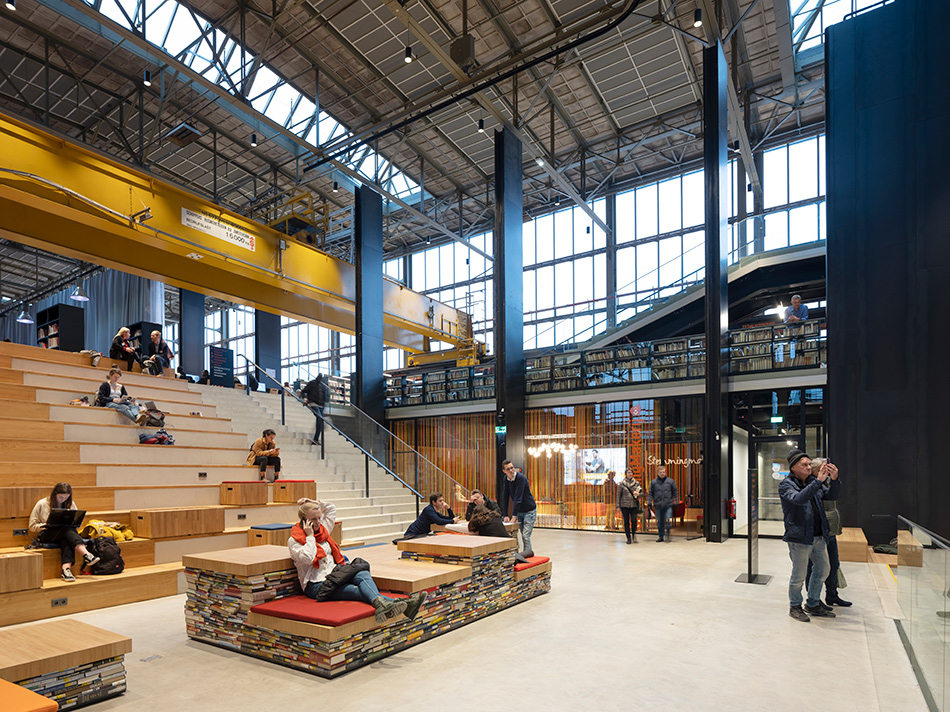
[838,527,868,543]
[397,534,516,557]
[0,619,132,682]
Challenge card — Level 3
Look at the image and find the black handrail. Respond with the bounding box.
[237,354,423,499]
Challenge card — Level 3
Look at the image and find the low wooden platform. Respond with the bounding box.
[838,527,869,562]
[0,618,132,710]
[184,535,551,677]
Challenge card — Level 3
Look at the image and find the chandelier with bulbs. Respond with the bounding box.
[527,441,578,458]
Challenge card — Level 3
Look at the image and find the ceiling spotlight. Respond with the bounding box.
[693,8,702,28]
[554,195,561,206]
[5,0,15,11]
[332,181,339,193]
[426,236,431,245]
[535,157,545,167]
[69,284,90,302]
[586,226,591,234]
[143,70,151,87]
[186,252,204,260]
[404,45,413,63]
[16,307,33,324]
[478,118,485,133]
[251,133,258,147]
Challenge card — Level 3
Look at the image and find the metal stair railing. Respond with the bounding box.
[238,355,424,512]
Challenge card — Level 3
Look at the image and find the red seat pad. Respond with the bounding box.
[251,592,406,626]
[221,480,265,484]
[275,479,315,483]
[514,556,551,572]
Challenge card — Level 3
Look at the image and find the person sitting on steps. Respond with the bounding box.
[29,483,100,582]
[289,498,426,622]
[96,366,146,424]
[109,327,143,372]
[247,429,281,481]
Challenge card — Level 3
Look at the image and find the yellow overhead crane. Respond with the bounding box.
[0,111,484,358]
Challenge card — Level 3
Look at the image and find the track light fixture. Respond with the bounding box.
[16,306,33,324]
[332,181,339,193]
[554,195,561,206]
[131,207,153,224]
[69,284,90,302]
[5,0,15,11]
[251,133,258,147]
[478,118,485,133]
[143,70,151,87]
[404,45,413,63]
[693,8,702,28]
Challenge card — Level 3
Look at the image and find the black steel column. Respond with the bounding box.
[254,309,281,390]
[354,185,385,425]
[179,288,204,377]
[605,189,618,328]
[703,41,730,543]
[493,127,525,497]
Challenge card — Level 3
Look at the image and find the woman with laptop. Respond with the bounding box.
[28,483,100,581]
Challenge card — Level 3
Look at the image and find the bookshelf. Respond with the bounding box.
[730,320,824,374]
[35,304,84,352]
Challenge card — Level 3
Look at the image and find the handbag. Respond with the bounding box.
[314,557,371,601]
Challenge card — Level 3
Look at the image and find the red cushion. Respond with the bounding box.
[514,556,550,572]
[221,480,265,484]
[276,479,315,483]
[251,592,406,627]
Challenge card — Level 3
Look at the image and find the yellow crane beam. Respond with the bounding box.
[0,111,476,353]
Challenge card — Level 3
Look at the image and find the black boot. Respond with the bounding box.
[826,594,852,607]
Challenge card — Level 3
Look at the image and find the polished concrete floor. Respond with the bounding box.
[22,530,926,712]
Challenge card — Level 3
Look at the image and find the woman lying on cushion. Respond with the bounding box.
[288,498,426,623]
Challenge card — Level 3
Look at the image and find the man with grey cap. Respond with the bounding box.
[779,448,841,622]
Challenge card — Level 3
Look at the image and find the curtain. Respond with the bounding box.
[0,269,164,350]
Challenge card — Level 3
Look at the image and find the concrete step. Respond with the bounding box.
[47,404,234,432]
[23,372,206,405]
[152,530,248,565]
[80,443,247,466]
[94,464,257,486]
[61,422,249,449]
[13,357,193,392]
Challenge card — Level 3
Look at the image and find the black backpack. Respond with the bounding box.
[86,536,125,575]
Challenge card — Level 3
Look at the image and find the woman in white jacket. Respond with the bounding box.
[288,498,426,623]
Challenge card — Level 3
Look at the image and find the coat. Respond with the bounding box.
[616,478,642,509]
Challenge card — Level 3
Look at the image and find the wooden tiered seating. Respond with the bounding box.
[897,530,923,567]
[0,343,268,623]
[837,527,869,562]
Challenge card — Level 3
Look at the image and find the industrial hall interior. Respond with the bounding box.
[0,0,946,710]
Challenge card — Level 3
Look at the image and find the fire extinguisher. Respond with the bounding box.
[727,498,737,519]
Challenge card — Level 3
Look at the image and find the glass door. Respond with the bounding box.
[752,435,801,537]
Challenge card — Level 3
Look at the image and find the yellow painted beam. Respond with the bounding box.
[0,111,476,353]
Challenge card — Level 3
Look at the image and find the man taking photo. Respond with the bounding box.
[780,448,841,622]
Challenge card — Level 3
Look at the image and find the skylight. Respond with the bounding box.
[86,0,421,201]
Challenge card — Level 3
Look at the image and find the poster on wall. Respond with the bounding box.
[563,448,627,485]
[209,345,234,387]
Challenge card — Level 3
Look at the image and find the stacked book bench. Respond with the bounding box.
[0,619,131,710]
[183,535,553,677]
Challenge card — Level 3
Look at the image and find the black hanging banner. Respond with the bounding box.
[209,345,234,388]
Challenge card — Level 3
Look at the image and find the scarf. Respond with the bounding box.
[290,522,345,566]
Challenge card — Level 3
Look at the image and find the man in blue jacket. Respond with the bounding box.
[780,449,841,622]
[403,492,458,538]
[501,460,537,555]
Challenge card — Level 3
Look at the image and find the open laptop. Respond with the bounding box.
[45,508,86,528]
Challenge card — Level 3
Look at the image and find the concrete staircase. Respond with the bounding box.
[191,386,418,545]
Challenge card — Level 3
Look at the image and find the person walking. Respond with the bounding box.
[616,468,642,544]
[648,466,678,542]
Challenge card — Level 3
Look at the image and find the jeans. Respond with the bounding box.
[311,405,325,444]
[516,509,537,553]
[788,537,829,608]
[807,535,841,598]
[150,354,170,375]
[106,401,138,422]
[656,505,673,540]
[620,507,639,540]
[304,570,384,604]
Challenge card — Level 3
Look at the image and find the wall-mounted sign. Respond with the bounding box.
[182,208,256,251]
[770,416,783,423]
[209,345,234,387]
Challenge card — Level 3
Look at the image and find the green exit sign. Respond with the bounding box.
[770,416,783,423]
[495,426,507,434]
